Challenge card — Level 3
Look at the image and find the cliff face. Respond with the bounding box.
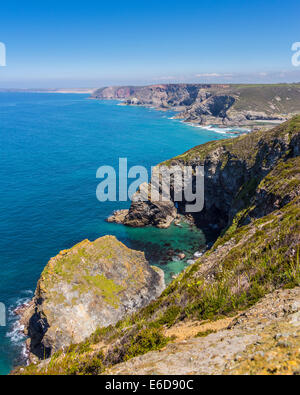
[91,86,138,100]
[91,83,300,127]
[108,182,178,229]
[20,236,165,360]
[111,117,300,236]
[92,84,204,108]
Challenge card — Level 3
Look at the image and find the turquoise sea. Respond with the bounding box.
[0,93,236,374]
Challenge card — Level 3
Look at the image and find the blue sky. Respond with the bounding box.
[0,0,299,87]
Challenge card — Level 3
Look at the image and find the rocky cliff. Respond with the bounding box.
[20,236,165,360]
[91,83,300,127]
[14,117,300,375]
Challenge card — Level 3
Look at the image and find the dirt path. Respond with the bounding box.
[107,287,300,375]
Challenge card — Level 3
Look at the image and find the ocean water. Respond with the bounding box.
[0,93,235,374]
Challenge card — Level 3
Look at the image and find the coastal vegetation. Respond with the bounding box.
[92,84,300,128]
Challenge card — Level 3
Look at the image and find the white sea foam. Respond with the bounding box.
[183,122,250,135]
[6,321,25,343]
[6,291,33,364]
[6,321,28,363]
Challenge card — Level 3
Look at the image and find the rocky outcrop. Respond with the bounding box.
[175,94,236,124]
[122,199,177,228]
[176,101,287,127]
[107,197,178,229]
[112,117,300,236]
[20,236,165,360]
[107,178,178,228]
[106,209,129,224]
[91,83,300,127]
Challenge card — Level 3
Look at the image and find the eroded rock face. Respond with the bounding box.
[21,236,165,359]
[107,179,178,228]
[109,118,300,235]
[123,199,177,228]
[106,209,129,224]
[107,200,177,228]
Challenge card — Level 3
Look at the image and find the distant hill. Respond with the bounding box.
[14,116,300,375]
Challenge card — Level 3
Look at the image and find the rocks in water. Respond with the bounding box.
[20,236,165,360]
[174,218,183,227]
[107,194,177,228]
[14,302,33,317]
[107,178,178,229]
[171,253,186,262]
[125,190,177,228]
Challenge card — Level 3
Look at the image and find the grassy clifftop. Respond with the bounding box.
[229,84,300,115]
[15,117,300,375]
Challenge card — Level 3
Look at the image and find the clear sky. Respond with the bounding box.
[0,0,299,88]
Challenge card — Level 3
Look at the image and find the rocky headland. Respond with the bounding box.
[91,83,300,128]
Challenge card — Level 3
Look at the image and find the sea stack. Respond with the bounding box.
[20,236,165,360]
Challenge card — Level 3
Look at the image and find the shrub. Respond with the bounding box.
[124,328,170,361]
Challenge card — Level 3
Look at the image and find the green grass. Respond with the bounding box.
[76,274,124,308]
[163,115,300,166]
